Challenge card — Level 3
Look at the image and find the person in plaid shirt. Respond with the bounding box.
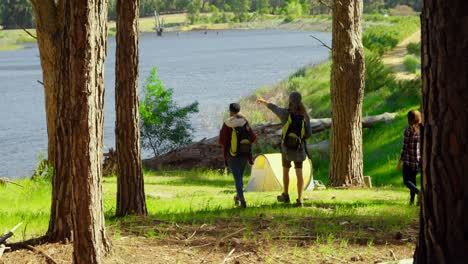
[397,110,422,205]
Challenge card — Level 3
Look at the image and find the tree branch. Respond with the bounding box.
[13,20,37,40]
[310,34,331,50]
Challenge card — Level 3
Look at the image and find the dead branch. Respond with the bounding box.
[216,228,246,247]
[22,244,58,264]
[13,20,37,40]
[222,248,236,264]
[310,34,331,50]
[0,178,23,188]
[37,80,44,86]
[326,254,352,264]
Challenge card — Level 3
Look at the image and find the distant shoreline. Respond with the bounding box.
[1,14,332,52]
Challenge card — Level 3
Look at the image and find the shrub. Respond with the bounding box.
[363,17,419,55]
[406,42,421,56]
[140,68,199,157]
[32,152,53,181]
[365,49,396,92]
[403,55,420,73]
[284,0,303,22]
[187,0,203,24]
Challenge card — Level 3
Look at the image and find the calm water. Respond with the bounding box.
[0,29,331,178]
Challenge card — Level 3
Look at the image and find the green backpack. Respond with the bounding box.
[229,124,252,156]
[282,113,305,149]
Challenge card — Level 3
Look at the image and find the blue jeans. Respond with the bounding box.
[227,157,247,201]
[403,164,420,203]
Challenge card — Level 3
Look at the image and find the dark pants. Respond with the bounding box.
[227,157,248,201]
[403,164,420,203]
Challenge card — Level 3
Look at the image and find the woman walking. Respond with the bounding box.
[397,110,422,205]
[219,103,257,208]
[256,92,311,207]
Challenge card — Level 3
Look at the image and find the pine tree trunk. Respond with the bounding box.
[30,0,73,242]
[115,0,147,216]
[329,0,365,187]
[414,1,468,262]
[55,0,110,262]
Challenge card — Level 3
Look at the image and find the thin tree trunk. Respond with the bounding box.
[30,0,73,243]
[414,1,467,263]
[55,0,110,262]
[115,0,147,216]
[329,0,365,187]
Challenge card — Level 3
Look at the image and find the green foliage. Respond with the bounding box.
[406,42,421,55]
[31,152,53,181]
[0,0,34,29]
[139,68,199,157]
[364,0,385,13]
[231,0,251,22]
[363,16,419,55]
[364,49,395,93]
[284,0,303,22]
[403,55,420,73]
[187,0,203,24]
[256,0,271,15]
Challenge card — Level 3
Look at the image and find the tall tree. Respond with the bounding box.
[30,0,72,242]
[414,0,467,262]
[115,0,148,217]
[49,0,110,262]
[329,0,365,187]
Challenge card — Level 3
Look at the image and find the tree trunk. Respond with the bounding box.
[115,0,147,216]
[55,0,110,262]
[414,1,467,263]
[329,0,365,187]
[30,0,73,243]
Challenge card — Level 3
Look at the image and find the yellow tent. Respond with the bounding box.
[245,153,314,192]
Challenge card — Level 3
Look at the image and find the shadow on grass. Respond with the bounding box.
[107,200,418,247]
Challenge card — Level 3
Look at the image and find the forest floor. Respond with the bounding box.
[1,174,419,264]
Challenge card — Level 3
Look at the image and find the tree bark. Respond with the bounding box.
[30,0,73,243]
[55,0,110,262]
[414,1,468,263]
[115,0,147,216]
[329,0,365,187]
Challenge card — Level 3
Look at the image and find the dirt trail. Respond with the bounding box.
[382,31,421,80]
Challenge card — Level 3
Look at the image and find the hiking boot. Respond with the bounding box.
[277,193,290,203]
[294,199,303,208]
[234,195,240,206]
[240,200,247,209]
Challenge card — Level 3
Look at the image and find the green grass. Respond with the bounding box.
[403,55,421,73]
[0,29,36,51]
[1,172,418,243]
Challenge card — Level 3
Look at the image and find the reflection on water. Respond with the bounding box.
[0,29,331,178]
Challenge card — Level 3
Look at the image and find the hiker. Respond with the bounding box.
[256,92,311,207]
[218,103,257,209]
[397,109,422,205]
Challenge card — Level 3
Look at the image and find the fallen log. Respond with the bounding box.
[142,112,397,171]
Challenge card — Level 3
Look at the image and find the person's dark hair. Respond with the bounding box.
[407,109,422,134]
[288,92,307,116]
[229,103,240,113]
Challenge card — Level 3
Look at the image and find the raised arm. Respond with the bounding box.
[256,97,289,123]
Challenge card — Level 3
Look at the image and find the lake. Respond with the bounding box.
[0,29,331,178]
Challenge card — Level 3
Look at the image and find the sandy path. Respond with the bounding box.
[382,31,421,80]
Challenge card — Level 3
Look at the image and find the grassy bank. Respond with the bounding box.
[0,28,36,51]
